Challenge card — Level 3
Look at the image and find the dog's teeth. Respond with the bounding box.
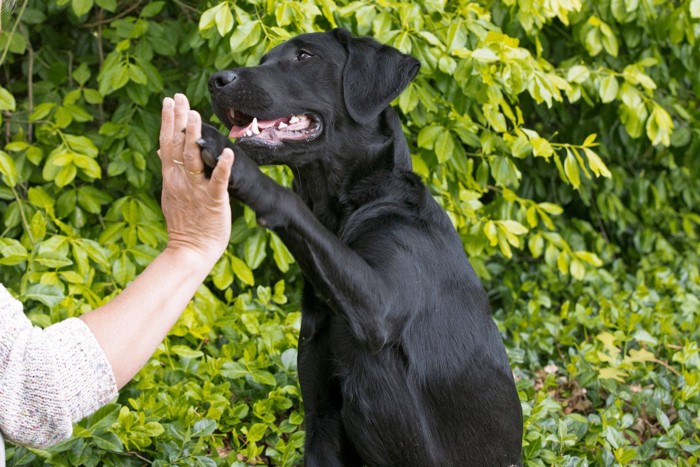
[278,122,287,129]
[251,118,260,135]
[246,129,253,137]
[289,115,300,124]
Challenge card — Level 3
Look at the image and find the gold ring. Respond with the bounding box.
[172,159,185,165]
[188,169,204,176]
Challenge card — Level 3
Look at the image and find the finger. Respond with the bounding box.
[183,110,205,176]
[172,93,190,155]
[208,148,234,201]
[158,97,175,168]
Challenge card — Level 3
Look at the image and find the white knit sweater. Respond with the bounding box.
[0,284,118,453]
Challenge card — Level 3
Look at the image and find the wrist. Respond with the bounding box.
[162,243,224,271]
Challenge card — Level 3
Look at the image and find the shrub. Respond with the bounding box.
[1,0,698,465]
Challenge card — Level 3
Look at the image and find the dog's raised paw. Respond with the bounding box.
[197,123,229,168]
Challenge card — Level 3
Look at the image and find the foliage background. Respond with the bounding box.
[1,0,699,465]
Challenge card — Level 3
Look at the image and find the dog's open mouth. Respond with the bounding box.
[227,109,322,144]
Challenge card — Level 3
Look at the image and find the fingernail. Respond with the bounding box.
[188,110,200,121]
[162,97,173,108]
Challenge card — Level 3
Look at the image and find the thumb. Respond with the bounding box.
[208,148,234,201]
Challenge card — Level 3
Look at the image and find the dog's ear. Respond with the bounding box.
[334,28,420,124]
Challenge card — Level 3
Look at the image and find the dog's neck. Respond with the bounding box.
[292,107,412,233]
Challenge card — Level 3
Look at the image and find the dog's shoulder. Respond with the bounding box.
[341,170,426,215]
[338,169,450,241]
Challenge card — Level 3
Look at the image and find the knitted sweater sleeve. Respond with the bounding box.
[0,285,118,448]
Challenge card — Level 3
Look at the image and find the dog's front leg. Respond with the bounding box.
[197,131,398,353]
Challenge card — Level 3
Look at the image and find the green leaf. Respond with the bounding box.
[95,0,116,11]
[220,361,249,379]
[570,258,585,280]
[573,251,603,267]
[491,156,521,187]
[656,409,671,431]
[251,370,277,386]
[231,254,255,286]
[598,367,626,382]
[599,22,619,57]
[199,4,222,31]
[72,0,93,17]
[446,20,467,52]
[567,65,590,84]
[270,232,294,273]
[34,251,73,268]
[24,284,64,308]
[471,47,499,62]
[170,345,204,359]
[244,230,267,270]
[434,131,455,163]
[55,164,78,187]
[0,150,18,187]
[531,137,553,158]
[417,125,443,150]
[140,1,164,17]
[212,255,234,289]
[0,238,28,265]
[246,423,268,442]
[229,21,262,53]
[564,151,581,189]
[0,86,16,111]
[585,25,603,56]
[192,419,217,437]
[29,102,55,121]
[28,186,56,210]
[499,220,528,235]
[72,154,101,179]
[529,234,544,258]
[646,104,674,147]
[215,5,234,36]
[599,75,619,103]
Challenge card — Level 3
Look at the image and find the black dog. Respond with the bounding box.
[198,28,522,466]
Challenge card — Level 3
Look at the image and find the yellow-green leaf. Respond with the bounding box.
[0,151,18,188]
[231,255,254,286]
[599,367,627,382]
[625,348,656,364]
[0,86,16,112]
[599,75,619,103]
[564,151,581,189]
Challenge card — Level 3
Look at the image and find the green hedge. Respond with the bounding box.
[1,0,698,465]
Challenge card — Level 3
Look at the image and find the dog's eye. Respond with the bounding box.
[297,51,313,61]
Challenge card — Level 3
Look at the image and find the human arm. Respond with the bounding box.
[79,94,234,388]
[0,94,234,448]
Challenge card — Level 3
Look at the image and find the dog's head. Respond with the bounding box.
[208,28,420,167]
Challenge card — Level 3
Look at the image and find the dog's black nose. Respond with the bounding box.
[209,70,238,92]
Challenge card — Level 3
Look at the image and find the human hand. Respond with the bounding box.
[158,93,234,262]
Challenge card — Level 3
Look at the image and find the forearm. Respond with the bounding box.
[80,247,218,388]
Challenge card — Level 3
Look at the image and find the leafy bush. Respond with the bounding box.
[1,0,698,465]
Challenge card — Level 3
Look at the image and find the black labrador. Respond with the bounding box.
[197,28,523,466]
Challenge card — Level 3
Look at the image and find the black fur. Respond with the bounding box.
[198,28,523,466]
